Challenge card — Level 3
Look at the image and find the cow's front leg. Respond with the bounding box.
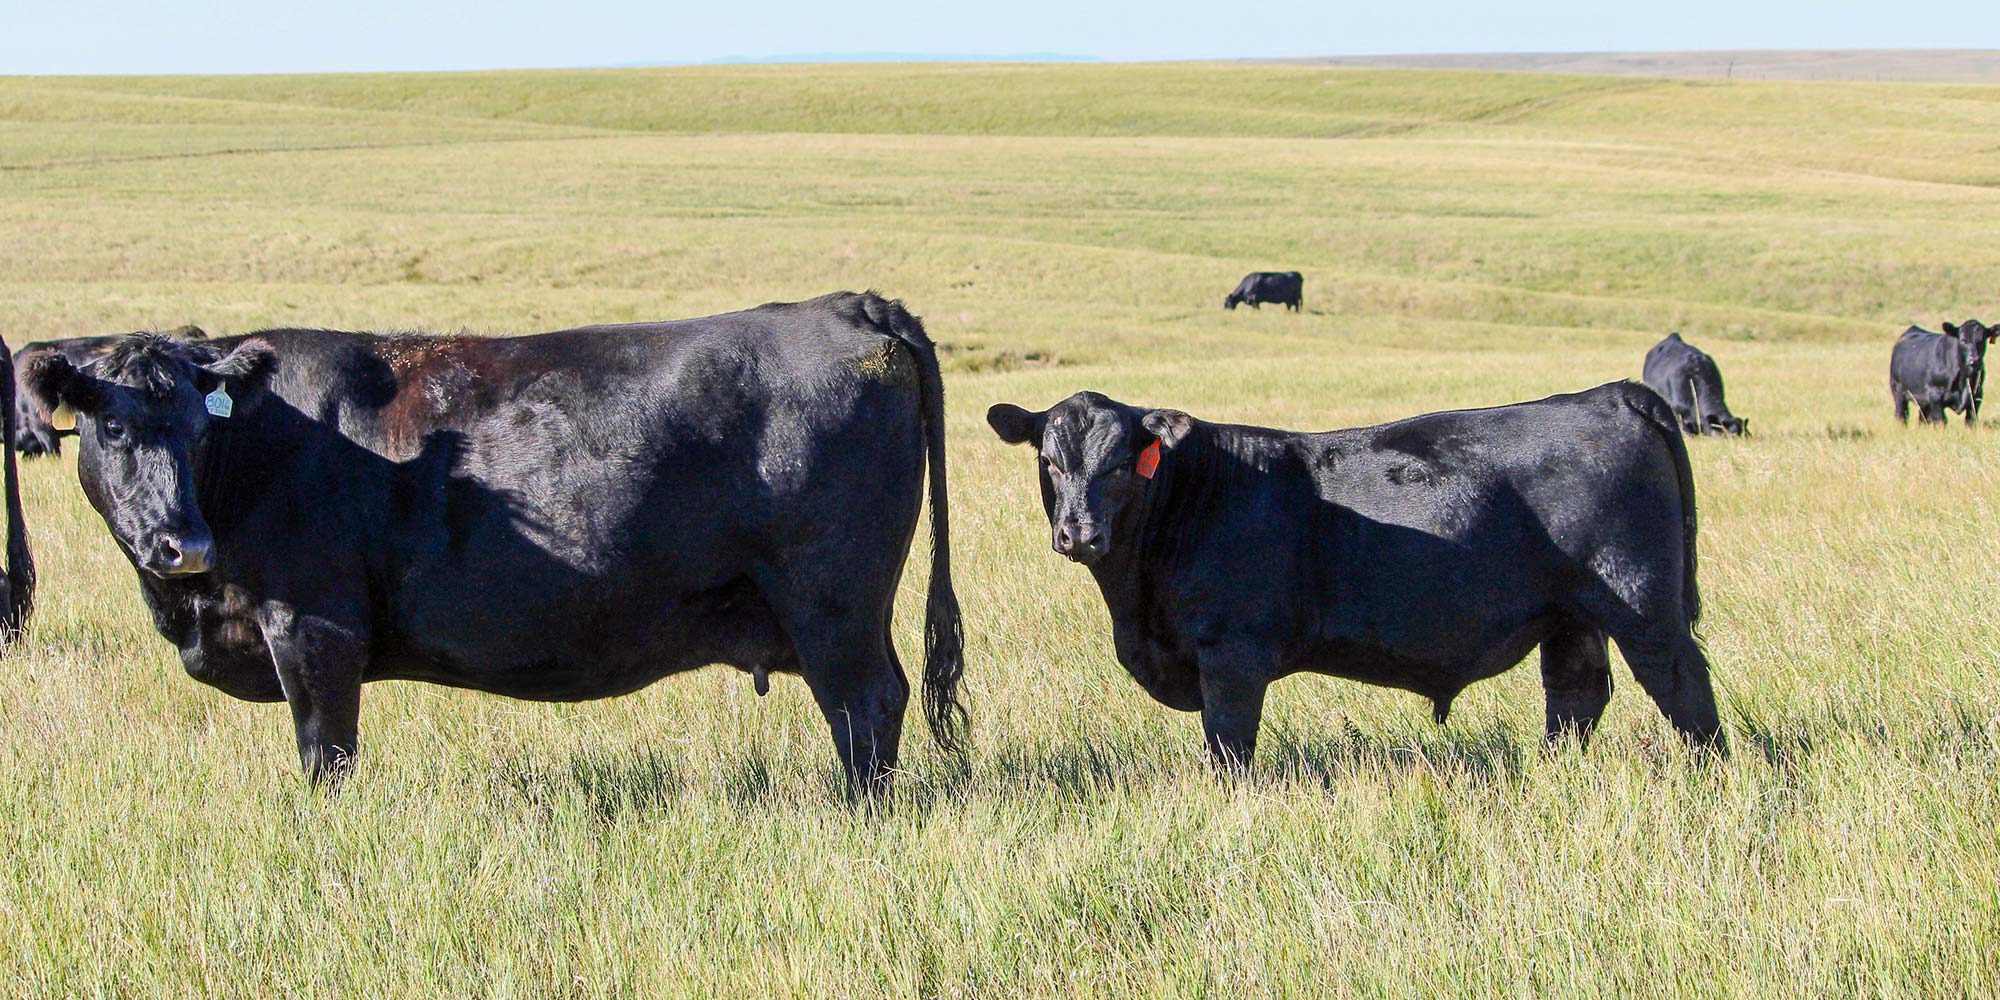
[1196,640,1273,774]
[259,601,366,785]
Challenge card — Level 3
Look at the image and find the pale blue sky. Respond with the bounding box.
[5,0,1997,76]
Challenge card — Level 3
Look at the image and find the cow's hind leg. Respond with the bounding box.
[1892,385,1909,424]
[1577,569,1723,751]
[756,570,909,796]
[1539,623,1612,747]
[1601,620,1722,751]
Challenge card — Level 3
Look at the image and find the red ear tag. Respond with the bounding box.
[1136,440,1162,479]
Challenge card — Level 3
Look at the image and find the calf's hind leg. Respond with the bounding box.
[756,569,909,795]
[1607,626,1722,750]
[1539,624,1612,746]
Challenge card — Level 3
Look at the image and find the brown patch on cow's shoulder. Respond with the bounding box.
[372,335,495,456]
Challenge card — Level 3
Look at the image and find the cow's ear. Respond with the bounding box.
[194,339,276,397]
[1141,409,1195,450]
[1944,321,1959,336]
[987,403,1045,446]
[22,352,103,416]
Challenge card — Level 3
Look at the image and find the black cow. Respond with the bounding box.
[24,293,964,791]
[1641,333,1747,436]
[14,326,207,457]
[0,336,35,649]
[1223,272,1303,312]
[987,383,1721,768]
[1891,320,1992,425]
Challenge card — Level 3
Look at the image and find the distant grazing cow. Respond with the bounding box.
[1891,320,1992,425]
[988,383,1722,768]
[14,325,206,457]
[1223,272,1303,312]
[1642,333,1748,436]
[23,293,963,791]
[0,337,35,650]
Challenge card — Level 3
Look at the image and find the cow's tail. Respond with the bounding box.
[1627,384,1700,626]
[862,293,967,754]
[0,336,35,648]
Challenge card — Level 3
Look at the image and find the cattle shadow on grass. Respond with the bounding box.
[1258,718,1534,790]
[491,746,686,821]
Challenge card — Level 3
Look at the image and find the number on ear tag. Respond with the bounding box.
[204,386,234,419]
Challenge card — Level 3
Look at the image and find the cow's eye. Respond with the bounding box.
[102,418,127,441]
[1044,460,1060,478]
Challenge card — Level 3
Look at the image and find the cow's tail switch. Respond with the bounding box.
[863,293,968,754]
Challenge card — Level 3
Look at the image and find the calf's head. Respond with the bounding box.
[24,335,274,577]
[987,392,1192,566]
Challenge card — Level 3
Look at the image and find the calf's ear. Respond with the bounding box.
[986,403,1045,445]
[195,339,276,398]
[21,352,102,416]
[1141,409,1194,449]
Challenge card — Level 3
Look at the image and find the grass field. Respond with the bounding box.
[1,63,1997,997]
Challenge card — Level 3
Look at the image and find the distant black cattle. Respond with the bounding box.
[23,293,963,792]
[1642,333,1748,436]
[1223,272,1302,311]
[987,383,1722,768]
[1891,320,1993,425]
[13,325,206,457]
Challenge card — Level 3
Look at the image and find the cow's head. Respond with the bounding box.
[1223,293,1242,310]
[987,392,1192,566]
[1955,319,1995,361]
[1709,415,1749,436]
[24,335,274,577]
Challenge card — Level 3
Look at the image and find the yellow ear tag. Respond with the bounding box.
[204,386,234,419]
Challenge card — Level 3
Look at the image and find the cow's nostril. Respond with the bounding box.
[160,541,184,567]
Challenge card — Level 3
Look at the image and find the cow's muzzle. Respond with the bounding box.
[146,531,214,577]
[1053,521,1107,565]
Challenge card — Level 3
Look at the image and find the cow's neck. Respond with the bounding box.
[1086,428,1226,618]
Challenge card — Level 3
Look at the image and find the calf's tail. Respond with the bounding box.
[862,294,968,754]
[1628,387,1700,626]
[0,337,35,647]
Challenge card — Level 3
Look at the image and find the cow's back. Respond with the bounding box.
[226,294,931,696]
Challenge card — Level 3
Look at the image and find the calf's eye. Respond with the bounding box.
[102,418,127,440]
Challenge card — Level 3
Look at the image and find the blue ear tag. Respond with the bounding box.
[204,386,234,419]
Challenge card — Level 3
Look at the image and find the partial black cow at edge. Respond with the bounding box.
[1224,272,1303,312]
[1642,333,1747,436]
[988,383,1722,769]
[0,336,35,651]
[1891,319,1994,426]
[13,325,207,457]
[21,293,964,794]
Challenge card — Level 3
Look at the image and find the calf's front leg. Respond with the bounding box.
[1196,640,1273,774]
[260,602,367,785]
